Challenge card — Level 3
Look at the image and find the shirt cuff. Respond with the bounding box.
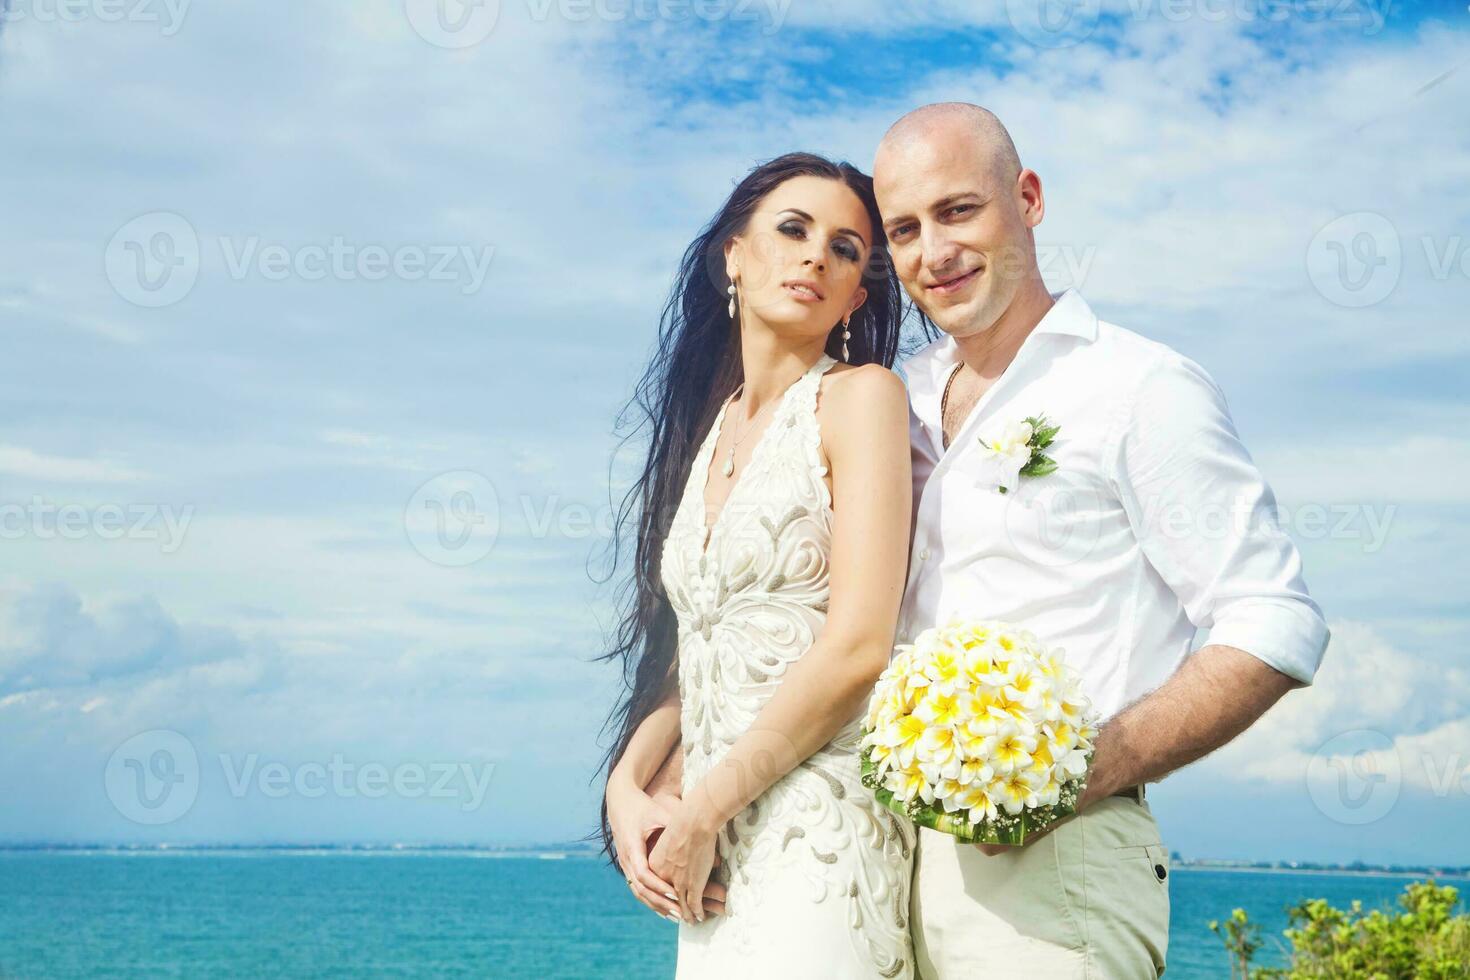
[1204,599,1331,686]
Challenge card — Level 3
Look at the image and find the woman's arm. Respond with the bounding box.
[650,365,912,920]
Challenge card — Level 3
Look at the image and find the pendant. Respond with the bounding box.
[722,452,735,478]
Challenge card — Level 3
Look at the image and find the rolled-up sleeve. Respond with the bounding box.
[1111,352,1330,685]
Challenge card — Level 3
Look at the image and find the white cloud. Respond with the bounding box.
[0,445,147,483]
[1201,621,1470,793]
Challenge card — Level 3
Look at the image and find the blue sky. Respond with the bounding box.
[1,1,1467,862]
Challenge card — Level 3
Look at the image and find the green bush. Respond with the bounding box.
[1209,880,1470,979]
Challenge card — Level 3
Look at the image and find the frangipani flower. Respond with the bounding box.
[990,723,1038,774]
[883,714,928,768]
[915,690,964,729]
[919,740,965,786]
[884,763,932,804]
[987,420,1034,463]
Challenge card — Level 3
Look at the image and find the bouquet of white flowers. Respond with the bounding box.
[860,617,1099,844]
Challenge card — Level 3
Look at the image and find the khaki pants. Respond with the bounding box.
[911,794,1170,979]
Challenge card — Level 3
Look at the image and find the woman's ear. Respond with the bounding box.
[723,237,740,285]
[846,286,869,320]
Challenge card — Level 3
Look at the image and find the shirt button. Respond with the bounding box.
[919,547,931,561]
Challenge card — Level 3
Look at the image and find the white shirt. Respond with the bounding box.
[897,289,1329,722]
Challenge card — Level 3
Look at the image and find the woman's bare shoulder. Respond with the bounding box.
[817,363,910,451]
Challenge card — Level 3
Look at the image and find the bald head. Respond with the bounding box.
[875,102,1022,186]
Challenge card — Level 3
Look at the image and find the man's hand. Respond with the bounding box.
[971,644,1301,856]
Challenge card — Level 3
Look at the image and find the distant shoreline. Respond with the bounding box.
[1,845,1466,880]
[1171,865,1469,881]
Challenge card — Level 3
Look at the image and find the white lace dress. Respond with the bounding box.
[660,353,915,979]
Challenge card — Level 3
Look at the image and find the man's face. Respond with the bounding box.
[873,131,1039,339]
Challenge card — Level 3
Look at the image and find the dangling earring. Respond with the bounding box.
[727,282,737,319]
[841,317,852,362]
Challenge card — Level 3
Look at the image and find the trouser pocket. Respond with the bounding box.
[1056,800,1171,977]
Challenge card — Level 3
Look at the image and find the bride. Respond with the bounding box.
[598,152,918,978]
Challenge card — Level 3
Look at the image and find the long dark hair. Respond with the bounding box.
[592,152,924,858]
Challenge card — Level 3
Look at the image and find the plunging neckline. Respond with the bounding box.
[695,355,831,560]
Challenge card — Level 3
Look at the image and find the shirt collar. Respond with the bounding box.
[904,287,1099,434]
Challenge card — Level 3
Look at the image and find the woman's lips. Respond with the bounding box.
[929,268,980,296]
[782,281,824,302]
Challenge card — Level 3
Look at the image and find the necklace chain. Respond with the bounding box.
[940,363,964,447]
[720,381,778,478]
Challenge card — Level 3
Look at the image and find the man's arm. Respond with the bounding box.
[1077,643,1295,808]
[1088,352,1329,792]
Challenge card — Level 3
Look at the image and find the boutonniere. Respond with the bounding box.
[977,415,1060,494]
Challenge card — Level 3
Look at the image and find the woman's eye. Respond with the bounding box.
[778,221,806,239]
[832,240,859,261]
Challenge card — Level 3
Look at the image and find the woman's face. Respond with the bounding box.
[724,175,872,341]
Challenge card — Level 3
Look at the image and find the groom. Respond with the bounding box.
[872,102,1330,978]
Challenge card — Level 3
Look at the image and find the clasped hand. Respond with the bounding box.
[607,777,725,922]
[648,797,721,925]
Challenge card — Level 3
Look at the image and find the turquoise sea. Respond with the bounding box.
[0,852,1456,978]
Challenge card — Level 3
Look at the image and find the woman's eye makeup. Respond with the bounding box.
[778,219,860,262]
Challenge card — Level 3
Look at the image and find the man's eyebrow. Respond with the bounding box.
[932,192,981,210]
[779,208,868,247]
[884,192,983,230]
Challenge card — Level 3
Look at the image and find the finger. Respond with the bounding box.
[629,879,681,921]
[673,878,699,924]
[701,881,726,916]
[630,848,675,899]
[686,870,712,924]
